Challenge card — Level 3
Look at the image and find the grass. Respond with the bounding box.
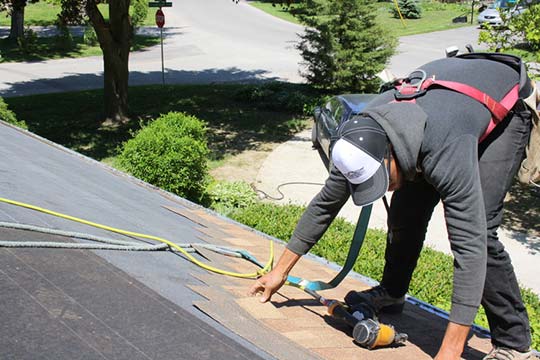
[0,2,156,27]
[247,1,301,24]
[0,2,60,26]
[376,2,474,37]
[0,35,160,63]
[3,83,316,162]
[247,0,476,37]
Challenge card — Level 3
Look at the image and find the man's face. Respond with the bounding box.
[385,157,403,191]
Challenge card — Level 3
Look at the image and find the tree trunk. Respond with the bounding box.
[102,44,130,123]
[9,0,26,40]
[87,0,132,124]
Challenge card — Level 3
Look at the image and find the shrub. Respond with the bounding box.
[117,112,209,202]
[207,181,258,215]
[391,0,422,19]
[512,4,540,51]
[131,0,148,29]
[225,201,540,348]
[0,97,27,129]
[17,27,38,54]
[83,25,98,46]
[479,4,540,53]
[54,22,74,50]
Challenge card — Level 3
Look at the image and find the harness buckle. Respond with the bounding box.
[394,70,429,101]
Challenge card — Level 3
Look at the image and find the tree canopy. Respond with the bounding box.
[294,0,397,92]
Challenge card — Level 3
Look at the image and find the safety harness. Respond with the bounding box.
[392,53,527,143]
[392,53,539,187]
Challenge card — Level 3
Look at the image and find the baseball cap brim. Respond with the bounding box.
[348,162,388,207]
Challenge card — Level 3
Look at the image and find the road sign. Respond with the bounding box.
[149,2,172,7]
[155,9,165,28]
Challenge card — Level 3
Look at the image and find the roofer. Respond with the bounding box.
[248,55,535,360]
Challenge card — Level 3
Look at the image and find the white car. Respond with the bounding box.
[477,0,529,26]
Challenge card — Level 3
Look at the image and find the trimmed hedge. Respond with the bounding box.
[225,202,540,348]
[117,112,209,202]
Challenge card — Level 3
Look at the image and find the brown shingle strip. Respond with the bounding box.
[189,284,323,360]
[167,204,494,359]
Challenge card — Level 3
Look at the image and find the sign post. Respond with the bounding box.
[149,0,172,85]
[155,8,165,85]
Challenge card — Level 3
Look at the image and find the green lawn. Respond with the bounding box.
[0,35,160,63]
[376,2,474,37]
[3,83,315,162]
[247,1,301,24]
[248,1,476,37]
[0,2,156,27]
[0,2,59,26]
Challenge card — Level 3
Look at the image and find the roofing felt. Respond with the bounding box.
[0,121,505,359]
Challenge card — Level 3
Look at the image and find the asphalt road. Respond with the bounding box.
[0,0,304,97]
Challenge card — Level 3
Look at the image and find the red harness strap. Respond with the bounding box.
[394,75,520,142]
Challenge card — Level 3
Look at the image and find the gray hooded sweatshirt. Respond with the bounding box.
[287,57,521,325]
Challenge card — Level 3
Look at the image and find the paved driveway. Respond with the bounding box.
[0,0,304,97]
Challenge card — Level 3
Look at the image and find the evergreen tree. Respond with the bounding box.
[392,0,422,19]
[295,0,396,93]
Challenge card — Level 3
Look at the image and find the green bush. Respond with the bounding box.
[225,201,540,348]
[512,4,540,51]
[479,4,540,53]
[83,26,98,46]
[130,0,149,29]
[392,0,422,19]
[54,22,74,50]
[17,27,38,54]
[207,180,258,216]
[0,97,27,129]
[117,112,209,202]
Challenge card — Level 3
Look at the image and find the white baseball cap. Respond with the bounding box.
[331,116,389,207]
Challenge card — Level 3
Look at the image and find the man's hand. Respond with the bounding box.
[248,269,287,303]
[247,248,302,303]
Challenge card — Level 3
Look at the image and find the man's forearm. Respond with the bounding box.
[434,322,470,360]
[273,248,302,276]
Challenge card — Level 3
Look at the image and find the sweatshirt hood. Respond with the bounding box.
[363,102,427,180]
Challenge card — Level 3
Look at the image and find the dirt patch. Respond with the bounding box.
[209,142,280,184]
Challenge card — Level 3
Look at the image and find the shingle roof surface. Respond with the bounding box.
[0,122,494,359]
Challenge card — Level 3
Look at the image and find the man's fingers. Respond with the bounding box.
[248,280,264,297]
[260,286,273,303]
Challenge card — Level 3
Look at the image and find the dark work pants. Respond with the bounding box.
[380,109,532,350]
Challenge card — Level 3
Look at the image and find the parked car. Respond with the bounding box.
[311,94,377,168]
[477,0,531,26]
